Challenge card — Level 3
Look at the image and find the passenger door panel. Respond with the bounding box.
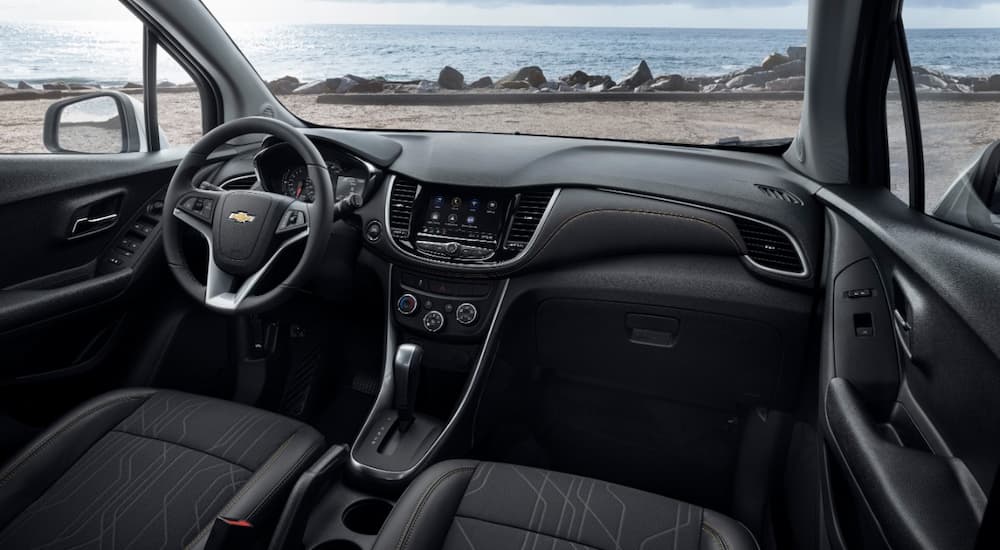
[818,187,997,550]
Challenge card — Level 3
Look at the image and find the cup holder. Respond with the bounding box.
[342,498,393,536]
[313,541,362,550]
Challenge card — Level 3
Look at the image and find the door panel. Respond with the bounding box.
[817,186,998,550]
[0,152,184,384]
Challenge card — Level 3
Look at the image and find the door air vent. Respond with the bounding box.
[733,217,806,276]
[388,179,419,239]
[503,189,555,252]
[755,184,804,206]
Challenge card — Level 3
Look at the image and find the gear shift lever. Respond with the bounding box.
[393,343,423,433]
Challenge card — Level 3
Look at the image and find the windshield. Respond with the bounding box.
[204,1,811,145]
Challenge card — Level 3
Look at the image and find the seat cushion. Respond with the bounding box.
[0,388,324,550]
[374,460,757,550]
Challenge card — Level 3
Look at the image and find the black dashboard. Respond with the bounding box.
[210,128,824,290]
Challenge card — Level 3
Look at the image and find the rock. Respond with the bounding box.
[787,46,807,61]
[68,83,97,90]
[726,72,771,89]
[416,80,439,93]
[973,75,1000,92]
[498,66,546,88]
[499,80,531,90]
[562,70,591,86]
[332,77,360,93]
[703,82,728,93]
[16,81,34,90]
[293,80,332,94]
[156,81,176,88]
[738,65,770,76]
[761,53,791,70]
[0,81,9,89]
[42,82,70,90]
[770,59,805,78]
[587,75,614,88]
[588,82,610,92]
[618,60,653,89]
[649,74,698,92]
[915,73,948,89]
[558,82,575,92]
[267,75,300,95]
[765,76,805,91]
[123,81,143,89]
[438,66,465,90]
[470,76,493,89]
[351,79,385,93]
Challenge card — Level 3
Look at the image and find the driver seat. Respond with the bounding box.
[0,388,324,549]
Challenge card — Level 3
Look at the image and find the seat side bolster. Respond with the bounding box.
[373,459,481,550]
[0,387,157,530]
[701,509,760,550]
[183,423,325,550]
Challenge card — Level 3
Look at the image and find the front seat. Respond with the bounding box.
[373,460,758,550]
[0,388,324,549]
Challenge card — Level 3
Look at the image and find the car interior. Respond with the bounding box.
[0,0,998,549]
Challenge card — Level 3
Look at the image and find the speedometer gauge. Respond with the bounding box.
[281,166,315,202]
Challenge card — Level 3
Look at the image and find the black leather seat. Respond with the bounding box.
[0,388,324,549]
[373,460,757,550]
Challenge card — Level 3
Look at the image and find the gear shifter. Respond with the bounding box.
[393,343,423,433]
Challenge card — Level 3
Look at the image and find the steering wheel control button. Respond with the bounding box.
[180,195,215,223]
[423,311,445,333]
[365,221,382,243]
[278,208,308,233]
[445,242,460,256]
[456,303,478,325]
[397,294,419,316]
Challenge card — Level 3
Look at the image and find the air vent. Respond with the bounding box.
[733,217,806,275]
[388,179,419,239]
[503,189,555,252]
[219,175,256,190]
[756,184,804,206]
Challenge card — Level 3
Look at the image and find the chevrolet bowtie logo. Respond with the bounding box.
[228,211,256,224]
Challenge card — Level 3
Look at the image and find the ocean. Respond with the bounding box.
[1,22,998,86]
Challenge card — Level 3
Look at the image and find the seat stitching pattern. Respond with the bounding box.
[701,522,728,550]
[0,394,149,489]
[453,514,603,550]
[397,466,475,550]
[110,429,252,471]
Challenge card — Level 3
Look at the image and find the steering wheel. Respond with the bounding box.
[163,117,333,314]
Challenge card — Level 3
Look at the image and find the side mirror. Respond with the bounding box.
[43,91,145,153]
[933,140,1000,235]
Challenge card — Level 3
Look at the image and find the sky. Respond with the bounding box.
[0,0,998,28]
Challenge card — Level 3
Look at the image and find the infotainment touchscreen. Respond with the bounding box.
[417,192,505,244]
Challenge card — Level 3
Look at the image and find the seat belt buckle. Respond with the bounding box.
[204,517,256,550]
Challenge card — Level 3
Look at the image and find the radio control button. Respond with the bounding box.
[445,242,460,255]
[456,303,478,326]
[397,294,418,315]
[423,311,445,333]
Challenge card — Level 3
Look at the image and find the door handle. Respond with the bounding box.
[70,213,118,238]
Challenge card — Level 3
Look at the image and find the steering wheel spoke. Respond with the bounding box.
[204,228,310,311]
[172,189,224,236]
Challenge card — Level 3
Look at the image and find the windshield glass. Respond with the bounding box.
[204,0,811,145]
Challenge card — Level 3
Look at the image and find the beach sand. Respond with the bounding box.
[2,92,996,207]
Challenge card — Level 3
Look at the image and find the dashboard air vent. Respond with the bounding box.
[755,184,804,206]
[733,217,806,275]
[503,189,555,252]
[388,180,419,239]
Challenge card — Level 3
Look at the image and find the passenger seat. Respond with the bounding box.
[373,460,757,550]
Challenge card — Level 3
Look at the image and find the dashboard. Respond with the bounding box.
[210,128,824,289]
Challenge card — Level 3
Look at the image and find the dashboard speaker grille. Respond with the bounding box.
[503,189,554,252]
[733,217,806,275]
[388,180,419,239]
[755,184,804,206]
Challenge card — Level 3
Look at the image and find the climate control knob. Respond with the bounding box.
[423,311,445,333]
[456,303,478,325]
[397,294,418,316]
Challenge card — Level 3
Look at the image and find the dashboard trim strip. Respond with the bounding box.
[597,187,811,279]
[382,174,561,270]
[349,264,511,481]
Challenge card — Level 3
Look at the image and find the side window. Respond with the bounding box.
[0,14,203,154]
[886,64,911,205]
[893,14,1000,238]
[155,46,204,148]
